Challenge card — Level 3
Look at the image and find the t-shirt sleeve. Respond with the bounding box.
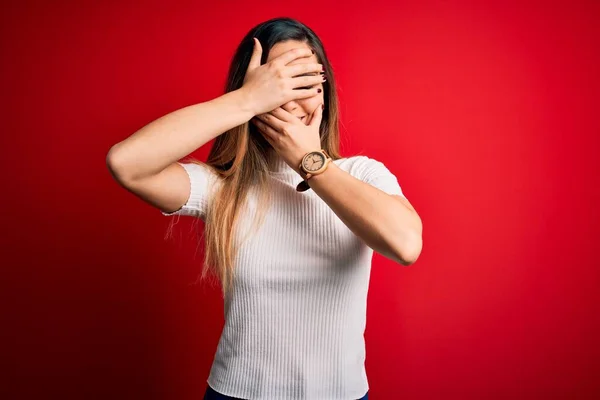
[161,162,220,219]
[350,155,406,198]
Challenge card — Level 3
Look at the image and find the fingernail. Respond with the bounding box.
[311,49,315,54]
[317,88,322,93]
[322,104,325,110]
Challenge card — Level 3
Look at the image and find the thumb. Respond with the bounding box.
[309,102,325,128]
[247,37,263,71]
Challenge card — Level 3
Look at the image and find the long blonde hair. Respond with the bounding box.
[174,18,343,296]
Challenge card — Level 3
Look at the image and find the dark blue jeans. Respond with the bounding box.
[203,384,369,400]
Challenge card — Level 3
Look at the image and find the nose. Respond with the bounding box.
[281,100,300,114]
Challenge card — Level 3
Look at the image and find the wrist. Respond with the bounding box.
[294,149,315,176]
[295,151,334,192]
[234,87,257,120]
[296,149,331,179]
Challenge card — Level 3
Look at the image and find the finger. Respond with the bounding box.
[308,102,325,127]
[284,63,323,78]
[256,112,285,132]
[290,86,322,101]
[273,47,314,67]
[290,73,326,89]
[269,107,302,124]
[247,37,263,70]
[252,117,280,141]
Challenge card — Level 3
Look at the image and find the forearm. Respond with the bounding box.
[306,163,422,265]
[106,88,254,181]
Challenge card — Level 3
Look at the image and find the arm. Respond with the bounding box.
[248,100,422,264]
[105,89,254,213]
[107,88,253,182]
[106,44,323,214]
[307,162,423,266]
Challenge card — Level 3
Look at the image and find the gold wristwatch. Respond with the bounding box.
[296,149,332,192]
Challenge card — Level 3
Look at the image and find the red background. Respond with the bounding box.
[2,0,599,398]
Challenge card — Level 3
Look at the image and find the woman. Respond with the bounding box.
[107,17,422,400]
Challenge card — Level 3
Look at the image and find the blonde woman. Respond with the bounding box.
[107,16,422,400]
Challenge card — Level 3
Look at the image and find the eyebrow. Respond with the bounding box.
[297,72,318,77]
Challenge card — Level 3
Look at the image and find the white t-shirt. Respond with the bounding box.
[162,153,406,400]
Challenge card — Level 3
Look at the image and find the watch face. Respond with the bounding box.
[302,151,326,172]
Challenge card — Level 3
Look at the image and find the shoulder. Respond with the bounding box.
[333,155,393,178]
[179,161,222,184]
[160,161,223,218]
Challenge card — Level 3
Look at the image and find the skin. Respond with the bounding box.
[251,40,326,176]
[250,41,423,265]
[264,40,324,125]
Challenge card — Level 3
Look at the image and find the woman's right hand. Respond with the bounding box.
[241,38,324,116]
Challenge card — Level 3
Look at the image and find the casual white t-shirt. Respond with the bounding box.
[163,153,406,400]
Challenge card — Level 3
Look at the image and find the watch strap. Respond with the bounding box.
[296,180,311,192]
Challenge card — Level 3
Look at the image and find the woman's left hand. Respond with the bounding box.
[251,103,324,174]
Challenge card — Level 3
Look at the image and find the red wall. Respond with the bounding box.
[2,0,599,398]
